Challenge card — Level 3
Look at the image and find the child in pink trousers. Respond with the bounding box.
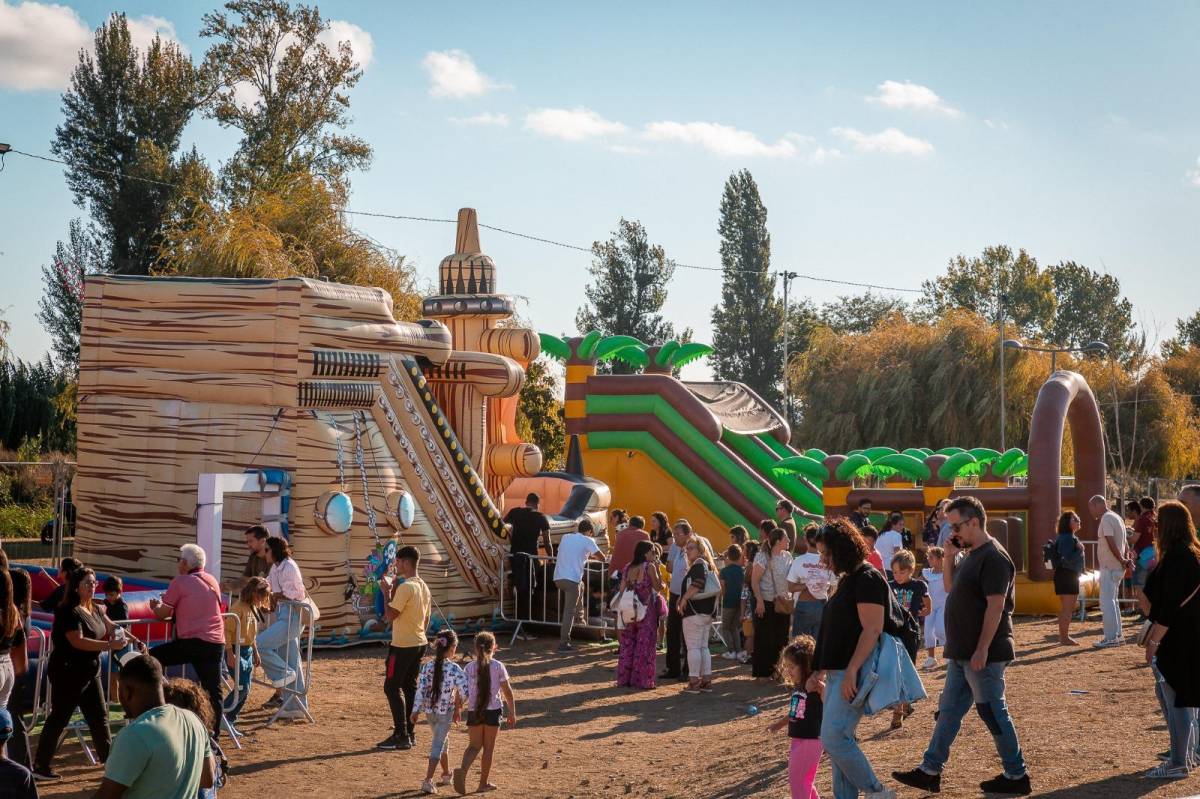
[770,635,824,799]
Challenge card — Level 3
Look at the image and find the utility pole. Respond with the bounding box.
[781,270,798,428]
[998,289,1007,452]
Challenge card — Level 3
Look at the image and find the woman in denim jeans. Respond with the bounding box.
[1140,501,1200,779]
[808,520,895,799]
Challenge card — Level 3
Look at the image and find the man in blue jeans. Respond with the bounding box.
[893,496,1032,796]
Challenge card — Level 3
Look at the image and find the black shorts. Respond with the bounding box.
[467,709,502,727]
[1053,568,1080,596]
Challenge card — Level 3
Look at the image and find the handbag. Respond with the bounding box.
[767,556,795,615]
[1142,580,1200,646]
[609,588,646,626]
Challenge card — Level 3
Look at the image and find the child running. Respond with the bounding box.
[454,631,516,795]
[921,546,948,670]
[769,635,824,799]
[411,629,468,794]
[888,550,930,729]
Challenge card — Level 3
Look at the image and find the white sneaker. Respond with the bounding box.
[720,651,737,661]
[921,656,937,671]
[271,669,298,687]
[864,789,897,799]
[420,778,437,794]
[736,651,750,663]
[1145,762,1187,779]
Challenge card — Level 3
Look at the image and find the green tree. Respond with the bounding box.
[516,358,565,471]
[920,245,1055,339]
[1161,310,1200,357]
[37,220,103,373]
[1047,261,1133,359]
[819,291,912,335]
[52,13,202,275]
[575,218,678,375]
[711,170,783,404]
[200,0,371,198]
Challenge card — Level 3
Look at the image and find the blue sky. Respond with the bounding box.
[2,1,1198,376]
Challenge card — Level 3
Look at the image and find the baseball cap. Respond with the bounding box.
[0,707,12,743]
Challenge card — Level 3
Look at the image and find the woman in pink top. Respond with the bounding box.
[148,543,226,735]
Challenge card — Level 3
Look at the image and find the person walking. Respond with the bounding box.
[148,543,226,736]
[662,521,710,680]
[752,528,794,684]
[378,545,431,751]
[1052,511,1085,646]
[678,538,719,694]
[615,541,665,689]
[33,567,124,781]
[553,519,603,652]
[1090,495,1132,647]
[893,496,1031,796]
[810,520,894,799]
[504,492,551,635]
[1140,500,1200,779]
[410,629,468,793]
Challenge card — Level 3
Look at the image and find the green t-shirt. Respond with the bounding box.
[104,704,211,799]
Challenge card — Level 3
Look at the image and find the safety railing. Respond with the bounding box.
[1076,540,1141,621]
[218,611,245,747]
[499,554,618,647]
[252,599,316,726]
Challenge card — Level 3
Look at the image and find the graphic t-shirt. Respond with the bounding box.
[787,690,823,739]
[889,578,929,619]
[787,553,835,601]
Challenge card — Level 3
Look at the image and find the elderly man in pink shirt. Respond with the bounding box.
[148,543,226,735]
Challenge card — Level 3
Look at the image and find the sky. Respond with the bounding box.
[2,1,1199,379]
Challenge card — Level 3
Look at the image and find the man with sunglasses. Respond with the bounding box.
[893,496,1031,796]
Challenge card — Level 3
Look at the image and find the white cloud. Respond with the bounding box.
[321,19,374,70]
[868,80,961,118]
[1188,158,1200,187]
[809,145,842,164]
[422,49,505,98]
[984,118,1009,130]
[0,1,91,90]
[0,3,192,91]
[831,126,934,155]
[524,107,626,141]
[126,15,188,57]
[643,121,799,159]
[450,112,510,127]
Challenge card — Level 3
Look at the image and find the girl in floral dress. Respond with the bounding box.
[616,541,665,689]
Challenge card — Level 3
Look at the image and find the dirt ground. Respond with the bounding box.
[35,613,1200,799]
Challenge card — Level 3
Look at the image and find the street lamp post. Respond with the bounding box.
[1002,339,1109,374]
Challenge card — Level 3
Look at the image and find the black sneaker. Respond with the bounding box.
[376,733,403,750]
[32,766,61,782]
[980,773,1031,796]
[397,736,413,751]
[892,767,941,793]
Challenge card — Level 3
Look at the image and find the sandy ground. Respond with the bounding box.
[35,613,1200,799]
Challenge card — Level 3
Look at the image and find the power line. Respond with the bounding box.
[7,146,924,293]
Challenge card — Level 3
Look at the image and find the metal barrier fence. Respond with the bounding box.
[1076,540,1141,621]
[253,599,316,726]
[498,552,727,649]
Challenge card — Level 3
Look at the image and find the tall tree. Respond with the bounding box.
[38,220,103,373]
[1161,310,1200,357]
[1047,261,1133,359]
[515,358,566,471]
[819,291,912,335]
[920,245,1055,339]
[52,13,202,274]
[575,218,677,375]
[710,170,784,404]
[201,0,371,199]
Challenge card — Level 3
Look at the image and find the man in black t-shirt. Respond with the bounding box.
[505,493,552,635]
[893,496,1031,797]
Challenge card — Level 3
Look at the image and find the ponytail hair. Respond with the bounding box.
[431,628,458,705]
[474,631,496,715]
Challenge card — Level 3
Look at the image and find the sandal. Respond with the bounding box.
[698,679,713,693]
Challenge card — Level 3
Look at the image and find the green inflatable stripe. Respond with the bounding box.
[587,430,751,530]
[725,432,824,515]
[586,393,782,517]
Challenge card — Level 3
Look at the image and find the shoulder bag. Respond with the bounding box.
[1138,577,1200,646]
[768,555,795,615]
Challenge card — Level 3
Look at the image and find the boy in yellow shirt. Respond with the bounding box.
[379,545,431,751]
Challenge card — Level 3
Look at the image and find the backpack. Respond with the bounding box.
[881,578,921,661]
[1042,539,1061,571]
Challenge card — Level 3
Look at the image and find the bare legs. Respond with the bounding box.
[1058,594,1079,645]
[455,724,500,792]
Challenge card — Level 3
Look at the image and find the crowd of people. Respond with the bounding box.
[1,485,1199,796]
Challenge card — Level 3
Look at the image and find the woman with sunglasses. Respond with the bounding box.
[33,567,126,781]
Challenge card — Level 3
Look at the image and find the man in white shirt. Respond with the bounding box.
[1090,495,1132,647]
[553,519,604,652]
